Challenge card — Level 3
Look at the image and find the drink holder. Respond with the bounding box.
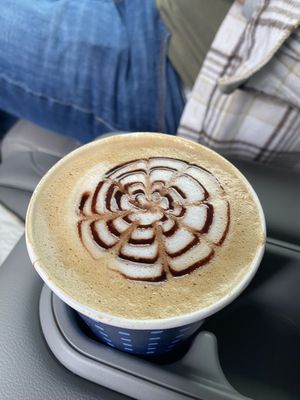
[39,285,249,400]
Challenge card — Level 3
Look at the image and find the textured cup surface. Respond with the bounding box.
[80,313,202,355]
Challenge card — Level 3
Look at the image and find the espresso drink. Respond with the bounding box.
[26,133,265,320]
[77,157,229,281]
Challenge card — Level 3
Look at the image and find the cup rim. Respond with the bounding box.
[25,133,266,330]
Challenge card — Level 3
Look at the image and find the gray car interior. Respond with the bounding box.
[0,121,299,400]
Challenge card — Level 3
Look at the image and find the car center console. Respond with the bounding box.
[0,123,299,400]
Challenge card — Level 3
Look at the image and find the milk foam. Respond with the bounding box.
[77,157,230,281]
[26,133,265,321]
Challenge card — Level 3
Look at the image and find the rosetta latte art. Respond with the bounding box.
[77,158,230,281]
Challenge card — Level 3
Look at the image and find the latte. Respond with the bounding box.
[77,157,229,281]
[26,133,265,320]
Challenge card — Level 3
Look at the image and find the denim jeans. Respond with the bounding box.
[0,0,185,142]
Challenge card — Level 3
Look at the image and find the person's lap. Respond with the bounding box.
[0,0,184,142]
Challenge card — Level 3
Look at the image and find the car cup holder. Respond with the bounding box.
[40,241,300,400]
[40,285,247,400]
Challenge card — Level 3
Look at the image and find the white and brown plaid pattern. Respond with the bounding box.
[178,0,300,170]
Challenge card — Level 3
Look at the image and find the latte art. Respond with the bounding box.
[77,157,230,281]
[27,133,265,321]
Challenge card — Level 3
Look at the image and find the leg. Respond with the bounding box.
[0,0,184,142]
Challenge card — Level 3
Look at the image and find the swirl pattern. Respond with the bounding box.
[77,157,230,281]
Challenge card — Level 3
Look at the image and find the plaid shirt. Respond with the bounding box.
[178,0,300,170]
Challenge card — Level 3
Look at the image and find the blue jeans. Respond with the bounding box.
[0,0,185,142]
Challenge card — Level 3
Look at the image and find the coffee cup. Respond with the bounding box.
[26,133,266,355]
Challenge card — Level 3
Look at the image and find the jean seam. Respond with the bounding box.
[0,73,119,131]
[158,29,169,132]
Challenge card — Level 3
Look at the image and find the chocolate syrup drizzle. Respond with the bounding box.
[77,157,230,282]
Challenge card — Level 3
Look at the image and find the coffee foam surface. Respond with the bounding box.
[77,157,229,281]
[27,133,265,320]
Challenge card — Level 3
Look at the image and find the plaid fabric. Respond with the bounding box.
[178,0,300,170]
